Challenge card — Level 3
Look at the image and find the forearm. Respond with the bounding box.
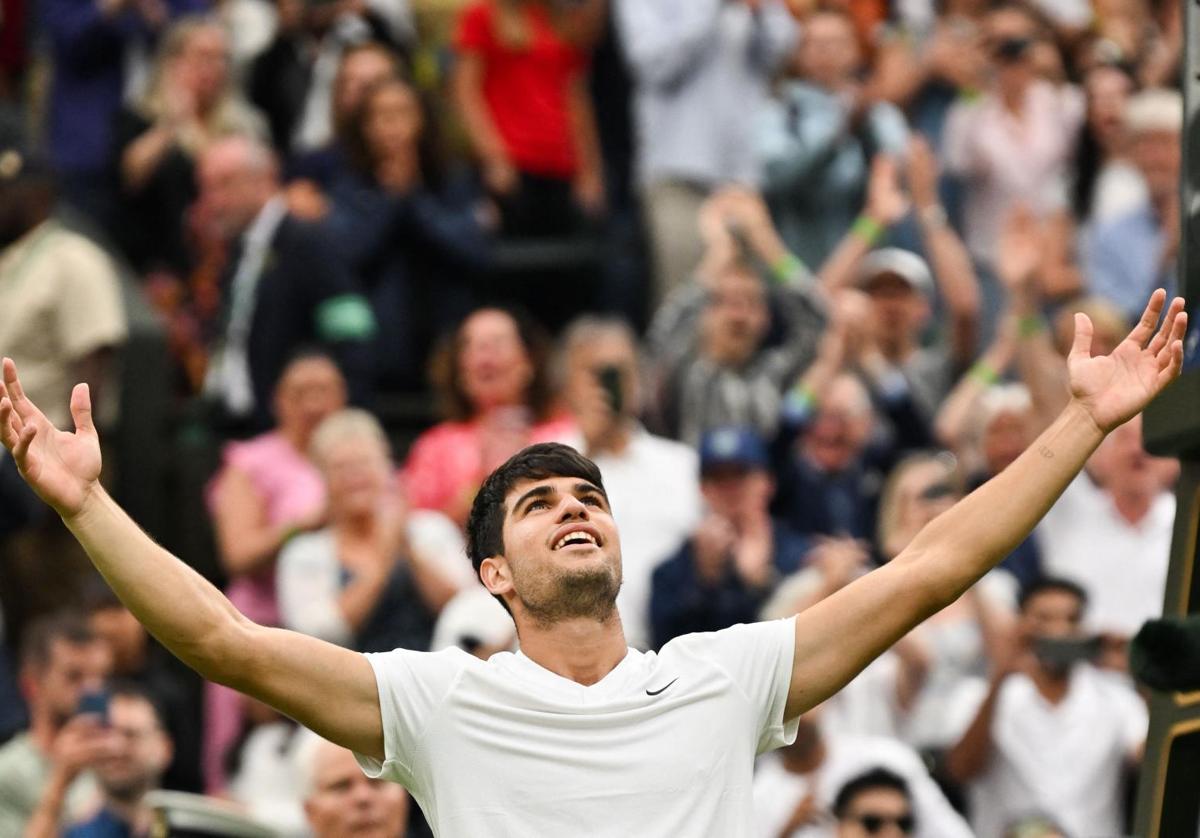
[452,58,508,167]
[217,522,291,577]
[919,216,980,365]
[944,678,1003,782]
[65,488,250,680]
[120,125,176,193]
[23,769,71,838]
[408,554,461,613]
[337,566,392,633]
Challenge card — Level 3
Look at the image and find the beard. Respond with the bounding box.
[514,560,622,628]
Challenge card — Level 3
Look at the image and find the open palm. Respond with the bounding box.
[1068,290,1188,434]
[0,358,102,518]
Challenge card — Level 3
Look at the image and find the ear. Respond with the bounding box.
[479,556,514,599]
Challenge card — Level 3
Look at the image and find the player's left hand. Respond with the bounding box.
[1068,289,1186,434]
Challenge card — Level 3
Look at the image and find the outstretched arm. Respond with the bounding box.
[0,360,385,760]
[784,291,1187,718]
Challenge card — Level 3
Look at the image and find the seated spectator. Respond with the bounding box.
[832,769,918,838]
[205,350,346,793]
[944,577,1147,838]
[756,8,909,268]
[326,75,492,392]
[1082,88,1182,321]
[196,135,376,433]
[278,409,472,653]
[452,0,604,237]
[431,587,516,659]
[615,0,796,303]
[297,735,409,838]
[751,706,972,838]
[559,315,701,649]
[114,15,266,275]
[84,587,202,793]
[0,149,128,636]
[224,700,307,835]
[25,682,172,838]
[403,307,577,526]
[649,427,809,648]
[0,613,112,834]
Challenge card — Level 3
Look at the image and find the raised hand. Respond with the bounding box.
[1068,290,1187,434]
[0,358,101,518]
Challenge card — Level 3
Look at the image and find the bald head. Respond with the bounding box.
[196,135,280,238]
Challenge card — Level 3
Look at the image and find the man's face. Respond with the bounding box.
[195,146,272,239]
[334,50,395,126]
[703,270,770,367]
[797,13,861,86]
[1020,588,1084,642]
[700,467,772,525]
[836,788,916,838]
[864,275,926,347]
[1131,128,1181,201]
[89,607,148,676]
[981,409,1032,475]
[803,376,874,472]
[93,696,171,802]
[487,476,623,625]
[985,8,1038,93]
[305,742,408,838]
[565,333,641,421]
[27,640,111,726]
[1090,414,1178,499]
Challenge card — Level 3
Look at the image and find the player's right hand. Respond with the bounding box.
[0,357,102,519]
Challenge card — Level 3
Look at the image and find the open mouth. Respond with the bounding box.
[552,530,600,551]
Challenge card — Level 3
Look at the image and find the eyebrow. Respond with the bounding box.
[512,482,608,514]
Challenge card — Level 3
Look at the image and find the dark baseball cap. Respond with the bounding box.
[699,426,770,475]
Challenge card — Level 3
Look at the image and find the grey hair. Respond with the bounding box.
[309,408,392,468]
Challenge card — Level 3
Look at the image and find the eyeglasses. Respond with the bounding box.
[850,813,916,834]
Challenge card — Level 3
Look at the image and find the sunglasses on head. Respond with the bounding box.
[852,813,916,834]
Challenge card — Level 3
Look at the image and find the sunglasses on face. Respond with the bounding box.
[851,813,916,834]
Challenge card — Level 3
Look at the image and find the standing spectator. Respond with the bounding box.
[327,76,493,392]
[403,307,577,526]
[0,151,127,637]
[24,683,172,838]
[649,427,809,648]
[205,351,346,793]
[453,0,605,237]
[1070,63,1143,227]
[297,735,409,838]
[0,614,112,834]
[944,578,1147,838]
[1081,88,1182,321]
[616,0,797,303]
[196,135,376,433]
[278,409,472,654]
[756,8,909,268]
[559,315,702,649]
[114,16,266,275]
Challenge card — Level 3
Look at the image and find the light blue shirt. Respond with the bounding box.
[1081,202,1176,322]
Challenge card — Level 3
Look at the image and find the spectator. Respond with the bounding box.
[452,0,605,236]
[944,577,1147,838]
[0,149,127,640]
[1070,63,1143,227]
[1081,88,1182,321]
[204,350,346,793]
[615,0,797,303]
[752,707,972,838]
[224,700,308,835]
[327,76,493,392]
[0,613,112,834]
[278,409,472,653]
[114,15,266,275]
[942,3,1084,267]
[403,307,577,525]
[832,769,918,838]
[756,8,909,268]
[430,587,516,659]
[297,735,409,838]
[196,135,375,433]
[559,315,702,649]
[25,683,172,838]
[648,188,826,447]
[83,586,202,793]
[649,427,809,648]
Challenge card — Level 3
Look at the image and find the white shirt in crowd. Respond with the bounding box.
[277,510,475,646]
[356,619,797,836]
[1036,474,1175,636]
[565,427,702,649]
[751,733,973,838]
[944,666,1147,838]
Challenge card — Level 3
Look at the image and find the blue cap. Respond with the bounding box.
[699,426,770,474]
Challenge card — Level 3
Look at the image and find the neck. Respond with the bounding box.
[103,789,152,831]
[516,613,628,686]
[878,335,913,364]
[1032,667,1071,704]
[1111,490,1153,525]
[781,738,827,774]
[28,708,60,753]
[586,420,634,458]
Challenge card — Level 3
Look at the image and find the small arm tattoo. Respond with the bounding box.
[1036,445,1055,459]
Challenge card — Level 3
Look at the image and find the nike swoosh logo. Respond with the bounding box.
[646,678,678,696]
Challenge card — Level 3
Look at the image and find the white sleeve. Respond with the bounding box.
[1108,677,1149,754]
[353,647,472,788]
[687,619,799,754]
[276,533,353,646]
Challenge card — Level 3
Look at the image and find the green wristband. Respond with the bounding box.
[851,215,885,246]
[771,253,808,285]
[969,361,998,386]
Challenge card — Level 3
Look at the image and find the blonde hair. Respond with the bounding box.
[876,451,961,559]
[309,409,392,470]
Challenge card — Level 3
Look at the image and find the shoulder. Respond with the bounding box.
[409,421,475,454]
[220,432,294,474]
[661,619,796,662]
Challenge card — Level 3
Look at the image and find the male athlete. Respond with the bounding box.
[0,291,1188,836]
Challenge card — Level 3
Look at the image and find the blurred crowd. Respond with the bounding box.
[0,0,1187,835]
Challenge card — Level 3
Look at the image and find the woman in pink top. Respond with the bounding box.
[404,307,577,526]
[203,350,346,791]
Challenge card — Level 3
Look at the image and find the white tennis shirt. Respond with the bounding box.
[355,618,799,836]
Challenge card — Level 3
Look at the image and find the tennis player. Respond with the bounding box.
[0,291,1187,836]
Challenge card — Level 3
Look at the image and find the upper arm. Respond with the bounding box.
[786,554,943,719]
